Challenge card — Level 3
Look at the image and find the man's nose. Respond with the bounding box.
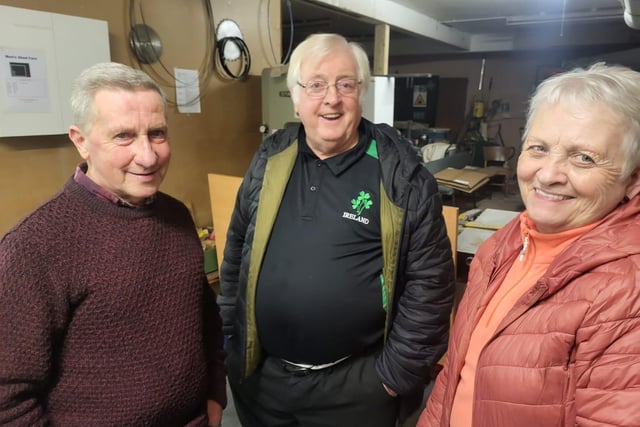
[134,136,158,167]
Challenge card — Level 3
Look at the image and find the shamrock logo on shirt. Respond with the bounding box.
[351,191,372,216]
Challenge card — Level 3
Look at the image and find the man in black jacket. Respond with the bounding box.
[218,33,454,427]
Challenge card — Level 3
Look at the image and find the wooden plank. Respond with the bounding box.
[207,173,243,270]
[373,24,389,75]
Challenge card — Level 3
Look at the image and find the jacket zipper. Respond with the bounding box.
[519,233,529,261]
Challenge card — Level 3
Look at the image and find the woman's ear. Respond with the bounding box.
[68,125,90,160]
[624,167,640,200]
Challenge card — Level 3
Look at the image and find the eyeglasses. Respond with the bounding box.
[297,79,362,98]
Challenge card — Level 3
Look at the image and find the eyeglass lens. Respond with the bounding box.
[303,79,359,97]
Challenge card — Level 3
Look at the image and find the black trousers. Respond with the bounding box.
[228,350,401,427]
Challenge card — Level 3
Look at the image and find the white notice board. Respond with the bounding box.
[0,5,110,137]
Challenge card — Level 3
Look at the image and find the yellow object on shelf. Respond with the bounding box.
[473,100,484,118]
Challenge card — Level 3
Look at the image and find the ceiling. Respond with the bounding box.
[282,0,640,67]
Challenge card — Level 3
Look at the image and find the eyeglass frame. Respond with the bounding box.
[296,78,363,98]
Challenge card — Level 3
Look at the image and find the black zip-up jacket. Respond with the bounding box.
[218,118,454,395]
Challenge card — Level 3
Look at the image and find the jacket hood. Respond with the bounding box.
[545,196,640,293]
[487,196,640,297]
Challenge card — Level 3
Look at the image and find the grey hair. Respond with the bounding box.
[286,33,370,104]
[524,62,640,177]
[70,62,167,132]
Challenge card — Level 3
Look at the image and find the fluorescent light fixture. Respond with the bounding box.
[507,11,622,26]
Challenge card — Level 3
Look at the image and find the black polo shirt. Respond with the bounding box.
[255,126,385,364]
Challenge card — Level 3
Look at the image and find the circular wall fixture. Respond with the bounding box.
[129,24,163,64]
[216,19,244,61]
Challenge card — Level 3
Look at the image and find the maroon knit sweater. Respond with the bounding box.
[0,178,226,426]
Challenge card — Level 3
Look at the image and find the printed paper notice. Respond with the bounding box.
[175,68,201,113]
[412,85,427,108]
[1,48,49,113]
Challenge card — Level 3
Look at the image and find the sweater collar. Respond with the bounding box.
[517,212,600,262]
[73,163,156,208]
[515,198,640,295]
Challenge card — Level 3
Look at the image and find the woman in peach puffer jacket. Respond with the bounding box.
[420,62,640,427]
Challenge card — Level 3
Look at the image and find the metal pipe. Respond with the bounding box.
[624,0,640,29]
[478,58,485,91]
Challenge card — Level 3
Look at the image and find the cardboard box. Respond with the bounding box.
[434,167,490,193]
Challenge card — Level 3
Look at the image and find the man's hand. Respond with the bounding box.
[382,383,398,397]
[207,399,223,427]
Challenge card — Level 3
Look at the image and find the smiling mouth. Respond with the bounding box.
[129,171,158,179]
[535,188,571,201]
[321,113,341,120]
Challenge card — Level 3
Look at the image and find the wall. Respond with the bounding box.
[0,0,280,234]
[391,52,568,169]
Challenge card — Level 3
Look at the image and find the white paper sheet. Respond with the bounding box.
[465,208,520,230]
[174,68,201,113]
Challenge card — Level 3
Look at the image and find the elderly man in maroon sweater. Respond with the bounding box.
[0,62,226,426]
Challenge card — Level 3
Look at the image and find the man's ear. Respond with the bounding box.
[625,167,640,200]
[69,125,89,160]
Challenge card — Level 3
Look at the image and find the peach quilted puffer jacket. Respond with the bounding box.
[420,197,640,427]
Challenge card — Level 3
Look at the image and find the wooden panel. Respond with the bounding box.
[0,0,276,235]
[208,173,243,269]
[438,204,459,367]
[442,205,458,276]
[373,24,389,75]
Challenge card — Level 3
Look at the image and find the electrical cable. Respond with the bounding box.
[265,0,279,65]
[264,0,292,66]
[128,0,216,106]
[215,35,251,80]
[213,16,252,81]
[560,0,567,36]
[281,0,294,64]
[264,0,293,66]
[139,0,213,84]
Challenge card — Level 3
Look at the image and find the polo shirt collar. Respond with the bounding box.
[298,122,372,175]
